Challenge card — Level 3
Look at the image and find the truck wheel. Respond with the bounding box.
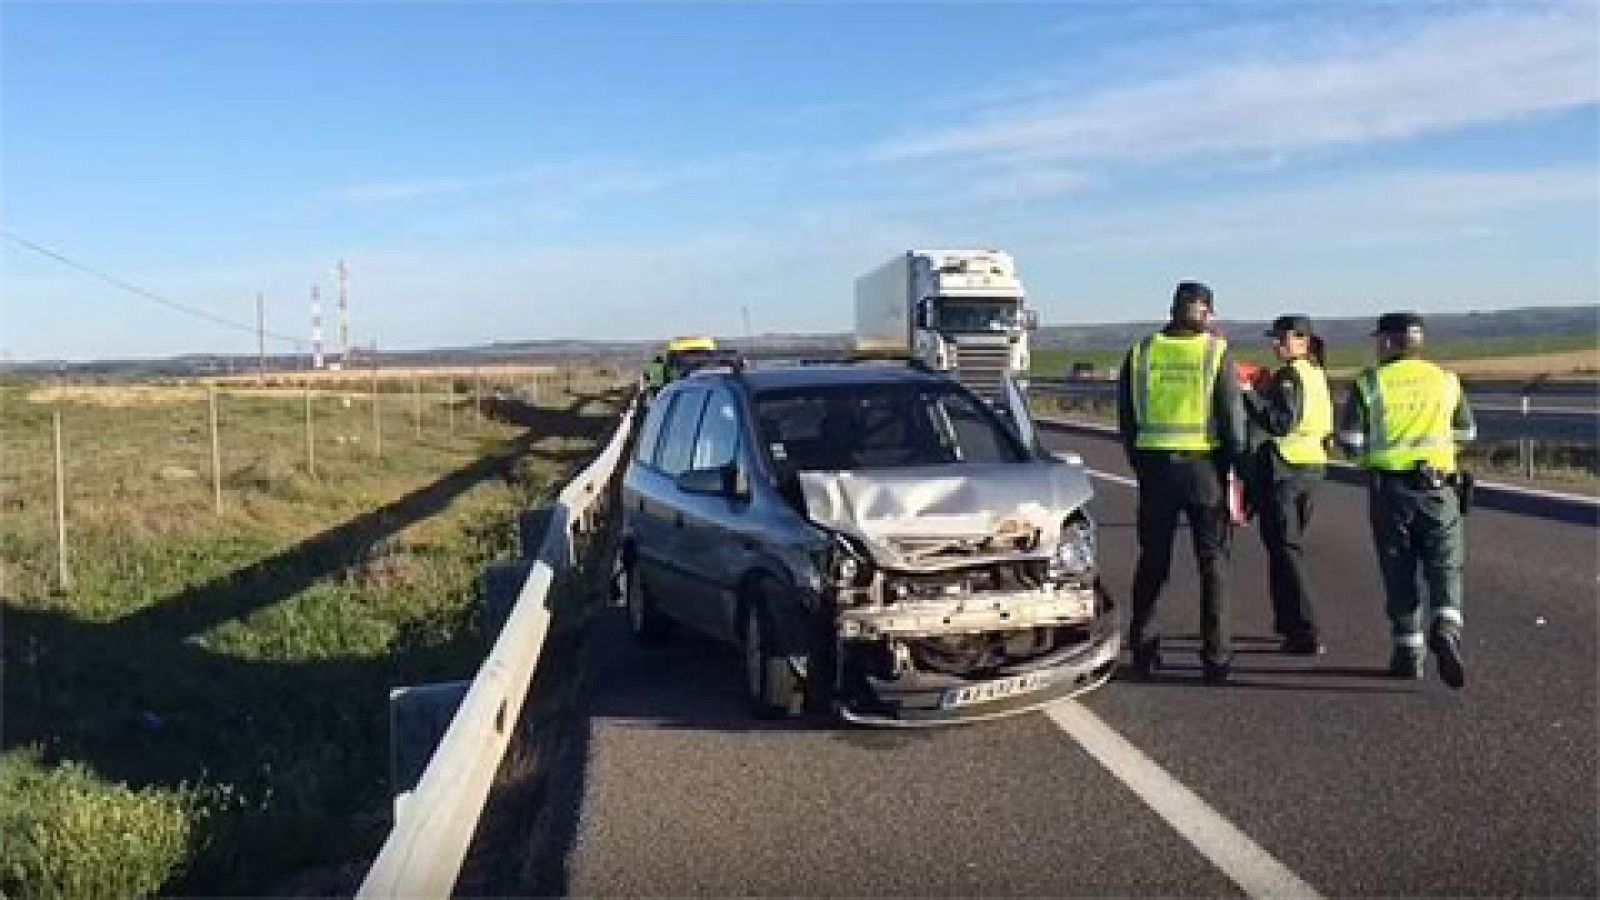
[625,562,670,645]
[740,585,803,720]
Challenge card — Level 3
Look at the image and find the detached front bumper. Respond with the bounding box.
[837,604,1121,727]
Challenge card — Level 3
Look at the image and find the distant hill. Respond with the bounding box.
[1033,305,1599,351]
[6,304,1593,379]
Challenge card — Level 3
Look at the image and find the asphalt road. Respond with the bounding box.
[560,427,1597,897]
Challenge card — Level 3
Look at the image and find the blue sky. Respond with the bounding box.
[2,1,1596,360]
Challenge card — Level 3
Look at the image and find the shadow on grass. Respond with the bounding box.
[1,390,624,896]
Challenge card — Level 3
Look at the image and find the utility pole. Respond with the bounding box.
[742,304,753,341]
[311,286,324,370]
[337,259,350,371]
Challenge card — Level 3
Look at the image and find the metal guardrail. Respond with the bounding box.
[358,393,641,898]
[1035,414,1599,526]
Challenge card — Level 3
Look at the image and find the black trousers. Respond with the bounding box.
[1129,452,1233,667]
[1257,472,1321,640]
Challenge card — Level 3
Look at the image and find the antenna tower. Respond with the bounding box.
[311,286,325,370]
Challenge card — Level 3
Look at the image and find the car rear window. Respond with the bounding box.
[753,382,1025,471]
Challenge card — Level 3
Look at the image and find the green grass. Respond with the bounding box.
[0,377,621,897]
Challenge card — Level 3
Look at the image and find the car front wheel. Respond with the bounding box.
[740,586,802,719]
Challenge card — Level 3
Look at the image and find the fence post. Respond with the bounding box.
[473,368,483,425]
[304,384,317,477]
[447,380,456,435]
[371,366,383,459]
[52,408,71,591]
[1520,394,1532,478]
[209,385,223,515]
[414,375,422,438]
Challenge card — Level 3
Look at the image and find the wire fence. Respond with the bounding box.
[1,367,623,596]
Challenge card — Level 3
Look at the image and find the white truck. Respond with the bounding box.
[854,250,1036,400]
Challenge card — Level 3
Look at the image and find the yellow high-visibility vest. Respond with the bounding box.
[1273,358,1332,465]
[1355,358,1460,472]
[1129,333,1225,451]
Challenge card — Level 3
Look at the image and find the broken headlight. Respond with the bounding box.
[828,533,874,587]
[1050,516,1095,578]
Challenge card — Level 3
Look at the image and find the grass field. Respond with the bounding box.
[1033,333,1599,379]
[0,374,624,897]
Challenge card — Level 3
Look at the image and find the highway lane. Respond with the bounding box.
[561,427,1596,897]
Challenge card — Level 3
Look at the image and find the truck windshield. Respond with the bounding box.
[753,381,1027,471]
[935,300,1021,332]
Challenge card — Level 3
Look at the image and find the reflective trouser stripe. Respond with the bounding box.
[1393,632,1426,648]
[1433,608,1464,628]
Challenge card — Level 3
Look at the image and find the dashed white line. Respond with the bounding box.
[1044,700,1324,899]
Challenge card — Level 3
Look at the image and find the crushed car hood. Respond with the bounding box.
[798,462,1093,571]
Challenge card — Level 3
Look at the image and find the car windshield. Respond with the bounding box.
[753,381,1026,471]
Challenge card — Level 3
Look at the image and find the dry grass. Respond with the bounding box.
[0,371,625,897]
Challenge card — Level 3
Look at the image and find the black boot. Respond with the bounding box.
[1388,648,1424,680]
[1428,626,1466,689]
[1130,638,1162,680]
[1202,659,1232,685]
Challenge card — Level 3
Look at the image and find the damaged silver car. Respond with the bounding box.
[620,362,1119,725]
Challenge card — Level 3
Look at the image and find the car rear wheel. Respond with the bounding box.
[740,587,802,719]
[625,562,670,645]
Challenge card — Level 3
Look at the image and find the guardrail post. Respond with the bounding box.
[1520,394,1532,478]
[481,560,535,638]
[389,681,470,821]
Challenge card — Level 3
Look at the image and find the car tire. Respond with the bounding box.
[625,561,670,645]
[740,584,803,720]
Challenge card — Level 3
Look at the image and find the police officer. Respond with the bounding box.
[643,355,668,395]
[1118,281,1247,684]
[1337,312,1475,688]
[1242,315,1332,655]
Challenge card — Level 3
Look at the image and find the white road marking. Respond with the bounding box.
[1071,462,1320,896]
[1044,700,1324,900]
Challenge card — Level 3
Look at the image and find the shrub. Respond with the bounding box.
[0,749,196,899]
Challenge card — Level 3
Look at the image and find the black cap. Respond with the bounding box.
[1372,311,1425,336]
[1172,281,1214,308]
[1265,314,1315,337]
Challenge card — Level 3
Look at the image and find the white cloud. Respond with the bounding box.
[1014,168,1599,255]
[968,168,1092,201]
[873,5,1599,165]
[334,162,686,204]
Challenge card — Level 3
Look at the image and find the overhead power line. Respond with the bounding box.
[1,228,307,347]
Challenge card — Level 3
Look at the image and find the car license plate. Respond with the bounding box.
[940,672,1049,710]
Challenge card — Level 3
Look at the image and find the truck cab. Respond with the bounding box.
[855,250,1037,404]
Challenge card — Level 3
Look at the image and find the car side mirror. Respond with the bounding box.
[676,463,745,498]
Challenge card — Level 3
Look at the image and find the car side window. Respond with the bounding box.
[634,393,675,466]
[692,388,740,471]
[656,388,708,476]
